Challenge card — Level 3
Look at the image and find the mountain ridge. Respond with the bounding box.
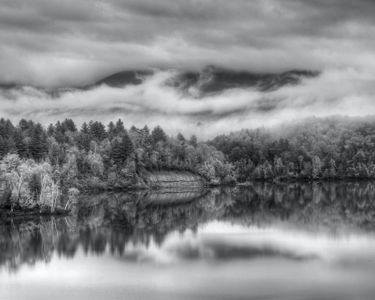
[0,66,319,98]
[93,66,319,97]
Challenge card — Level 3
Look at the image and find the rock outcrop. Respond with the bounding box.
[141,171,205,189]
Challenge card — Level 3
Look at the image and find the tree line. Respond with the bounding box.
[0,118,235,211]
[211,117,375,181]
[2,116,375,211]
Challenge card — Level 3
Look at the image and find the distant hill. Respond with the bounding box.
[0,66,319,98]
[166,66,319,97]
[93,66,319,97]
[94,70,153,88]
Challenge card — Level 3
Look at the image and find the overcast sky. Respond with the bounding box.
[1,0,375,136]
[1,0,375,86]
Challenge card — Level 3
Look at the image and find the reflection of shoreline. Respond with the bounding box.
[1,182,375,271]
[137,188,210,206]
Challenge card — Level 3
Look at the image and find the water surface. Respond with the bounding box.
[1,182,375,300]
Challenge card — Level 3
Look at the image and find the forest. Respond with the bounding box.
[211,117,375,182]
[1,116,375,211]
[0,118,234,212]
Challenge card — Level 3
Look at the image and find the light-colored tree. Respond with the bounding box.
[312,156,322,179]
[86,151,104,177]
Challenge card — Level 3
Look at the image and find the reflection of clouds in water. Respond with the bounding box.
[3,182,375,299]
[113,221,375,266]
[1,69,375,138]
[3,243,374,300]
[2,183,375,272]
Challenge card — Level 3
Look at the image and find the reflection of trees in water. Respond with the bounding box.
[0,217,66,271]
[2,182,375,271]
[226,182,375,231]
[0,189,233,271]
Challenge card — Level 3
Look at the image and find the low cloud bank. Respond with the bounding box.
[1,68,375,138]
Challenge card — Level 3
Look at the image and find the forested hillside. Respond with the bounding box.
[211,117,375,181]
[1,116,375,212]
[0,118,234,210]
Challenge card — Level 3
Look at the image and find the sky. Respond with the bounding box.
[1,0,375,137]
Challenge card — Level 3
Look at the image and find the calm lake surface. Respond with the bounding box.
[1,182,375,300]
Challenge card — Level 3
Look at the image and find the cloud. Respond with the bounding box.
[0,68,375,138]
[1,0,375,87]
[1,0,375,135]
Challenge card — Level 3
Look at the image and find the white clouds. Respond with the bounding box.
[1,0,375,86]
[1,68,375,138]
[1,0,375,134]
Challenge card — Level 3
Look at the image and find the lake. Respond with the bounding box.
[1,182,375,300]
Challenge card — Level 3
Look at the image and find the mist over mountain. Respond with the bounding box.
[166,67,318,97]
[93,70,154,89]
[0,66,318,98]
[92,67,318,97]
[0,66,374,138]
[1,0,375,137]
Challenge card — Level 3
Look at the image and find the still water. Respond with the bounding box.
[1,182,375,300]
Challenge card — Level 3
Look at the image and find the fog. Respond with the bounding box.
[1,68,374,137]
[1,0,375,135]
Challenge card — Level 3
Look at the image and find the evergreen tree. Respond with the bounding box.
[0,136,7,158]
[122,132,134,160]
[143,125,150,135]
[141,126,152,148]
[77,132,91,152]
[151,126,167,144]
[115,119,125,136]
[189,135,198,147]
[110,132,134,167]
[81,122,89,134]
[177,133,185,143]
[89,121,107,141]
[47,124,55,136]
[14,130,28,158]
[18,119,30,132]
[29,124,47,160]
[61,118,77,132]
[107,121,116,139]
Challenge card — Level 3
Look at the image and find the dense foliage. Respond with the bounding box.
[0,118,235,210]
[2,116,375,211]
[211,117,375,181]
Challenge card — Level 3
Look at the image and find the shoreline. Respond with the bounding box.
[0,205,70,219]
[3,178,375,218]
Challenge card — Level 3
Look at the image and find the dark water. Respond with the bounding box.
[1,182,375,300]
